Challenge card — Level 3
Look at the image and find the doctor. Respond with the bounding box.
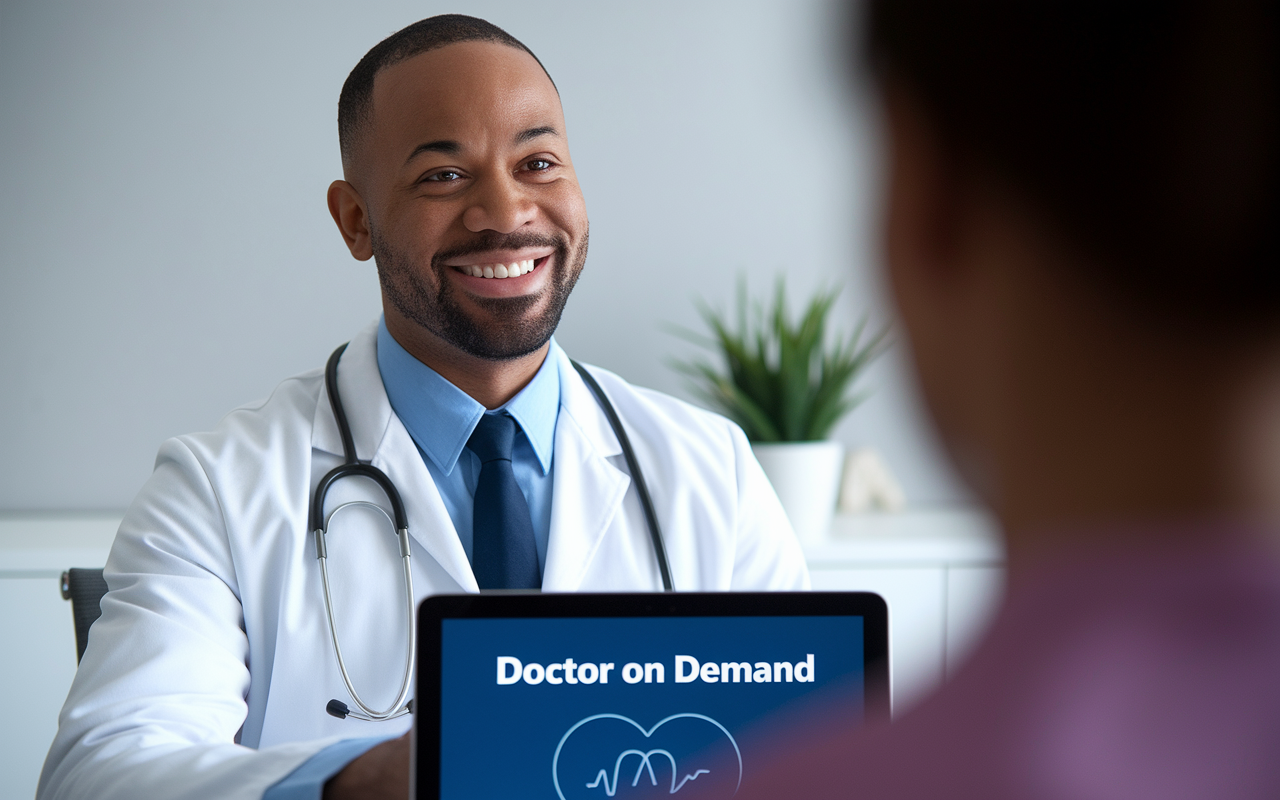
[38,14,807,800]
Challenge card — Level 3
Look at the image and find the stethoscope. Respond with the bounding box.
[313,343,673,722]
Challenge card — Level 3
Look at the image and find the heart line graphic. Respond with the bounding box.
[552,713,743,800]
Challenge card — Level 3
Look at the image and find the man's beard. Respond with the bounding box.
[372,226,587,361]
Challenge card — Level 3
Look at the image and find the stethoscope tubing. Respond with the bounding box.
[313,342,674,722]
[569,361,673,592]
[314,343,416,721]
[317,501,416,720]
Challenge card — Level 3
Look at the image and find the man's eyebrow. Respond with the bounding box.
[404,140,460,165]
[515,126,559,144]
[402,129,558,165]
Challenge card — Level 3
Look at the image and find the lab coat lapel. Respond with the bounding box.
[371,418,479,592]
[541,351,630,591]
[311,323,478,592]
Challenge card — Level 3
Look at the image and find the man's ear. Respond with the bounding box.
[882,83,965,292]
[327,180,373,261]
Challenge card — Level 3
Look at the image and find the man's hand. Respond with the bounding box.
[323,732,410,799]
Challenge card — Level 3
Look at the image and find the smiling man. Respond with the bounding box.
[329,24,592,406]
[37,15,807,800]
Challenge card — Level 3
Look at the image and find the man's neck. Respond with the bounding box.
[383,310,549,410]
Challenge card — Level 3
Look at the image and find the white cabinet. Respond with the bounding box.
[810,566,946,712]
[0,578,80,800]
[805,509,1005,715]
[0,509,1005,800]
[945,565,1005,679]
[0,515,117,800]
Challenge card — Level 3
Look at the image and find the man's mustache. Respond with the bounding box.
[433,232,565,264]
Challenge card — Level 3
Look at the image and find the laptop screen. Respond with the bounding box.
[416,592,888,800]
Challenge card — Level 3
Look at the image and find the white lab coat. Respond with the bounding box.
[37,322,808,800]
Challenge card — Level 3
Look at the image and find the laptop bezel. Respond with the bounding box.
[413,591,889,800]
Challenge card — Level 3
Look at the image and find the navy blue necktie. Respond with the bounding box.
[468,413,541,590]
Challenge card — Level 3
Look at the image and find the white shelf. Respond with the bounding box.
[806,508,1003,567]
[0,513,121,576]
[0,509,1004,573]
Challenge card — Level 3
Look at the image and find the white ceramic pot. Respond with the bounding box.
[751,440,845,546]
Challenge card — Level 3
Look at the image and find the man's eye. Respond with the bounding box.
[527,159,552,171]
[426,170,462,182]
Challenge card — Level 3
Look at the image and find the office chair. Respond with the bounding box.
[60,568,108,664]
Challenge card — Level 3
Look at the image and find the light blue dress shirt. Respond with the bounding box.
[262,317,562,799]
[375,317,560,572]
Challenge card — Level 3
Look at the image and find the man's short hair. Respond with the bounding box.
[864,1,1279,327]
[338,14,554,167]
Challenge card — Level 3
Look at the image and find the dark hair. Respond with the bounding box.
[338,14,554,166]
[865,1,1279,326]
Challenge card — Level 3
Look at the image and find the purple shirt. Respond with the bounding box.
[740,528,1280,799]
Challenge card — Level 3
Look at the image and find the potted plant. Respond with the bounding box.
[671,279,888,544]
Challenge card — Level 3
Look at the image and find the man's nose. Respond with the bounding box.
[462,174,537,233]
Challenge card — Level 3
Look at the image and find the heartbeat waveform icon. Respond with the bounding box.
[584,749,711,795]
[553,713,742,800]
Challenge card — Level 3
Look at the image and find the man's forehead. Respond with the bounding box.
[370,41,563,141]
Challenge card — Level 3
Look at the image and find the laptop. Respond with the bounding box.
[414,591,889,800]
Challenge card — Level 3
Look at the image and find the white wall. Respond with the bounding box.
[0,0,968,512]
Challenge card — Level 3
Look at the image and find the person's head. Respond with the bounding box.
[862,2,1279,532]
[327,15,588,363]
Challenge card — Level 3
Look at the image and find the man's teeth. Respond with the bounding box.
[465,259,536,279]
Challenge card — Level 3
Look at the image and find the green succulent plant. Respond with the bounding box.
[670,279,888,443]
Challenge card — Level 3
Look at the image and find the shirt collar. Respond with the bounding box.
[500,342,561,475]
[376,317,560,476]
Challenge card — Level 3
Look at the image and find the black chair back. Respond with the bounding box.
[60,568,108,664]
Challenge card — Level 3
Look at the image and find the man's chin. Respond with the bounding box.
[450,330,555,362]
[439,306,559,361]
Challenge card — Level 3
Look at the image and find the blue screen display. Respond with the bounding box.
[439,615,864,799]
